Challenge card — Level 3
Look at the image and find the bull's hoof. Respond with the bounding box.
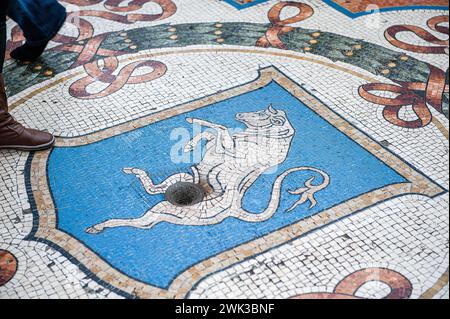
[186,117,193,124]
[85,225,104,234]
[123,167,143,175]
[123,167,134,174]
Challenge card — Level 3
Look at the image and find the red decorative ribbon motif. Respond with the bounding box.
[256,1,313,49]
[7,0,176,62]
[0,250,18,287]
[359,15,449,129]
[291,268,413,299]
[69,57,167,99]
[359,64,449,128]
[385,15,449,54]
[55,0,176,67]
[6,0,176,99]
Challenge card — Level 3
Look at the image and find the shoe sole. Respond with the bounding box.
[0,136,55,151]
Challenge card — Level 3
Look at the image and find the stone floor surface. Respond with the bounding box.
[0,0,448,299]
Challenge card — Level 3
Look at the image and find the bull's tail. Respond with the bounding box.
[231,167,330,223]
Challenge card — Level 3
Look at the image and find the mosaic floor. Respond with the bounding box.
[0,0,449,299]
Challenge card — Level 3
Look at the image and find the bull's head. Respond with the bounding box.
[235,105,294,138]
[236,104,289,127]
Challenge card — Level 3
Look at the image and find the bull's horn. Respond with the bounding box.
[267,104,278,114]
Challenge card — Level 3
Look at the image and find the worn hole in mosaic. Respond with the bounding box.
[165,182,205,207]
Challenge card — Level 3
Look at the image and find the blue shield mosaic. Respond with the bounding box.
[40,69,410,290]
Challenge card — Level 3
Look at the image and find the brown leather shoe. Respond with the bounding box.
[0,75,55,151]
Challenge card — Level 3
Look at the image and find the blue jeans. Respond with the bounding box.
[7,0,67,46]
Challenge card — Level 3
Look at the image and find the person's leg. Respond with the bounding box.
[1,1,55,151]
[1,3,7,73]
[8,0,67,61]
